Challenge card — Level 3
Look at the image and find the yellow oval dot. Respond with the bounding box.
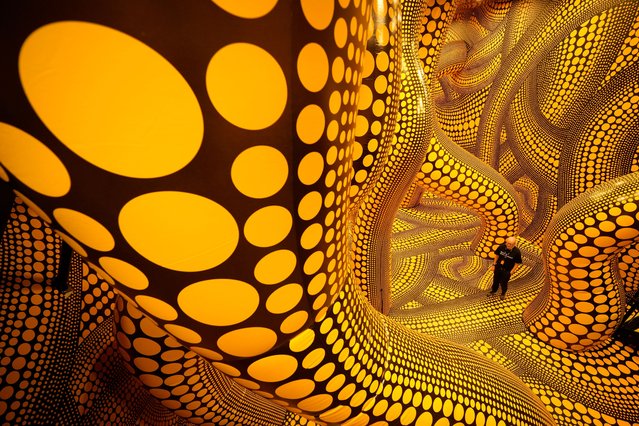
[119,191,238,272]
[248,354,298,382]
[234,378,260,390]
[217,327,277,357]
[164,324,202,344]
[178,279,259,326]
[298,393,334,412]
[0,123,70,197]
[289,329,316,353]
[276,379,316,399]
[212,362,241,377]
[56,230,88,258]
[244,205,292,248]
[53,208,114,252]
[301,0,334,30]
[304,251,325,275]
[303,348,326,369]
[281,311,309,334]
[298,152,325,186]
[301,223,323,249]
[211,0,277,18]
[308,273,327,295]
[297,104,326,145]
[206,43,286,130]
[298,191,323,220]
[321,406,352,423]
[266,283,304,314]
[132,337,162,356]
[593,236,616,248]
[232,146,288,199]
[19,21,203,178]
[255,249,297,285]
[191,346,223,362]
[298,43,329,92]
[99,256,149,290]
[334,18,348,48]
[135,295,178,321]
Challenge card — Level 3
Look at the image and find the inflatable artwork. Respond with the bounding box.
[0,0,638,425]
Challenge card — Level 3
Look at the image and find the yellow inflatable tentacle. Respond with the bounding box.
[349,0,402,308]
[448,52,501,95]
[618,243,639,294]
[437,18,506,96]
[415,126,520,258]
[348,0,401,215]
[557,62,639,207]
[465,20,505,69]
[506,77,562,192]
[434,86,489,150]
[498,334,639,421]
[537,4,639,127]
[477,0,639,166]
[352,0,447,311]
[475,0,513,32]
[524,172,639,351]
[0,197,183,423]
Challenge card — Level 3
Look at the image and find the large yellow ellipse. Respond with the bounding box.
[19,21,203,178]
[119,191,238,272]
[206,43,287,130]
[0,123,70,197]
[178,279,259,326]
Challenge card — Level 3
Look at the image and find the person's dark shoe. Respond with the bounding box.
[500,294,506,300]
[487,292,496,297]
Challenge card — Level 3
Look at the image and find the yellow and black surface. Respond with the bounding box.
[0,1,638,425]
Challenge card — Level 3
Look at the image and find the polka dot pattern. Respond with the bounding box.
[524,173,639,351]
[19,21,203,179]
[1,1,639,425]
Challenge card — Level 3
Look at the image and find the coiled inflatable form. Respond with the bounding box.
[1,1,638,425]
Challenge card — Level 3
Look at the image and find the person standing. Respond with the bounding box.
[488,236,522,300]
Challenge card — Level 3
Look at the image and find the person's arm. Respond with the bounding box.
[491,253,498,270]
